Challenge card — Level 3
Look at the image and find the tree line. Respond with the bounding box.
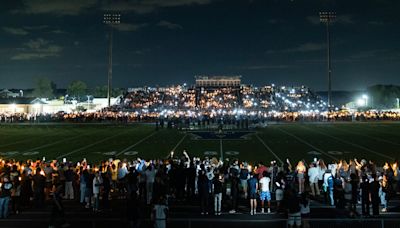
[367,85,400,109]
[32,78,124,100]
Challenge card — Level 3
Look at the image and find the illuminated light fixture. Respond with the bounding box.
[10,103,16,112]
[357,98,366,107]
[103,12,121,107]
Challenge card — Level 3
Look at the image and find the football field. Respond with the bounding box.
[0,122,399,164]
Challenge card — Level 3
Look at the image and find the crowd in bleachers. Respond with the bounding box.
[0,153,399,227]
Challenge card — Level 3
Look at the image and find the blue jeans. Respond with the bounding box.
[380,192,387,208]
[328,188,334,206]
[80,184,86,203]
[0,197,10,218]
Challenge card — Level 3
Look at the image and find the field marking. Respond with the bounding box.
[302,126,392,160]
[169,133,187,153]
[220,139,223,160]
[225,151,240,156]
[56,131,127,159]
[0,138,39,148]
[0,131,65,148]
[204,151,218,156]
[255,134,284,165]
[277,128,338,161]
[21,134,90,152]
[116,131,158,156]
[352,124,400,138]
[332,125,400,146]
[0,126,80,149]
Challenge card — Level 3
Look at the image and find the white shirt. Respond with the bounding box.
[308,167,319,183]
[154,204,168,219]
[328,164,337,177]
[317,166,327,181]
[300,201,310,214]
[259,177,270,192]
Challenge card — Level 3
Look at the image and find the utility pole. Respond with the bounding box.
[319,11,336,110]
[103,13,121,107]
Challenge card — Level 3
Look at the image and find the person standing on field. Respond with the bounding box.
[259,171,271,213]
[308,163,320,197]
[248,173,258,215]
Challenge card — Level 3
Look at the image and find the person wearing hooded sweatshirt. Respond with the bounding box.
[0,176,13,219]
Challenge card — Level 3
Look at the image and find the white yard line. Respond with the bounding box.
[0,138,38,148]
[169,133,187,154]
[353,124,400,137]
[56,131,127,159]
[22,134,86,152]
[332,126,400,146]
[277,128,338,161]
[303,126,392,160]
[255,134,283,165]
[116,131,158,156]
[0,131,64,148]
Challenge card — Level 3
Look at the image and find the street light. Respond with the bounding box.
[396,98,399,109]
[319,11,336,109]
[103,13,121,108]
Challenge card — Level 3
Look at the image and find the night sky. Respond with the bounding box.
[1,0,399,91]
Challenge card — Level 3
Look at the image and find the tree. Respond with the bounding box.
[92,86,108,98]
[367,84,400,108]
[33,78,54,98]
[91,86,125,98]
[112,88,125,97]
[67,80,87,100]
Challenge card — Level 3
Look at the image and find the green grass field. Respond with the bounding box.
[0,122,399,164]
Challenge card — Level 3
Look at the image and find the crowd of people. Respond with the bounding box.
[0,152,399,227]
[1,110,400,126]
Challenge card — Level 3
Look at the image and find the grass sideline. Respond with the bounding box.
[0,122,399,164]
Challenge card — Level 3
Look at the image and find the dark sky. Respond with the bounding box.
[1,0,399,91]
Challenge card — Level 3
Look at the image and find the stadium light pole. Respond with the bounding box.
[362,94,368,107]
[103,13,121,108]
[319,11,336,110]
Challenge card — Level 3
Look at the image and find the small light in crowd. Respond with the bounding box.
[63,158,66,163]
[40,170,45,176]
[19,177,22,181]
[42,157,46,161]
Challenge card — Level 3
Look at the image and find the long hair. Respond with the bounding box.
[318,159,327,169]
